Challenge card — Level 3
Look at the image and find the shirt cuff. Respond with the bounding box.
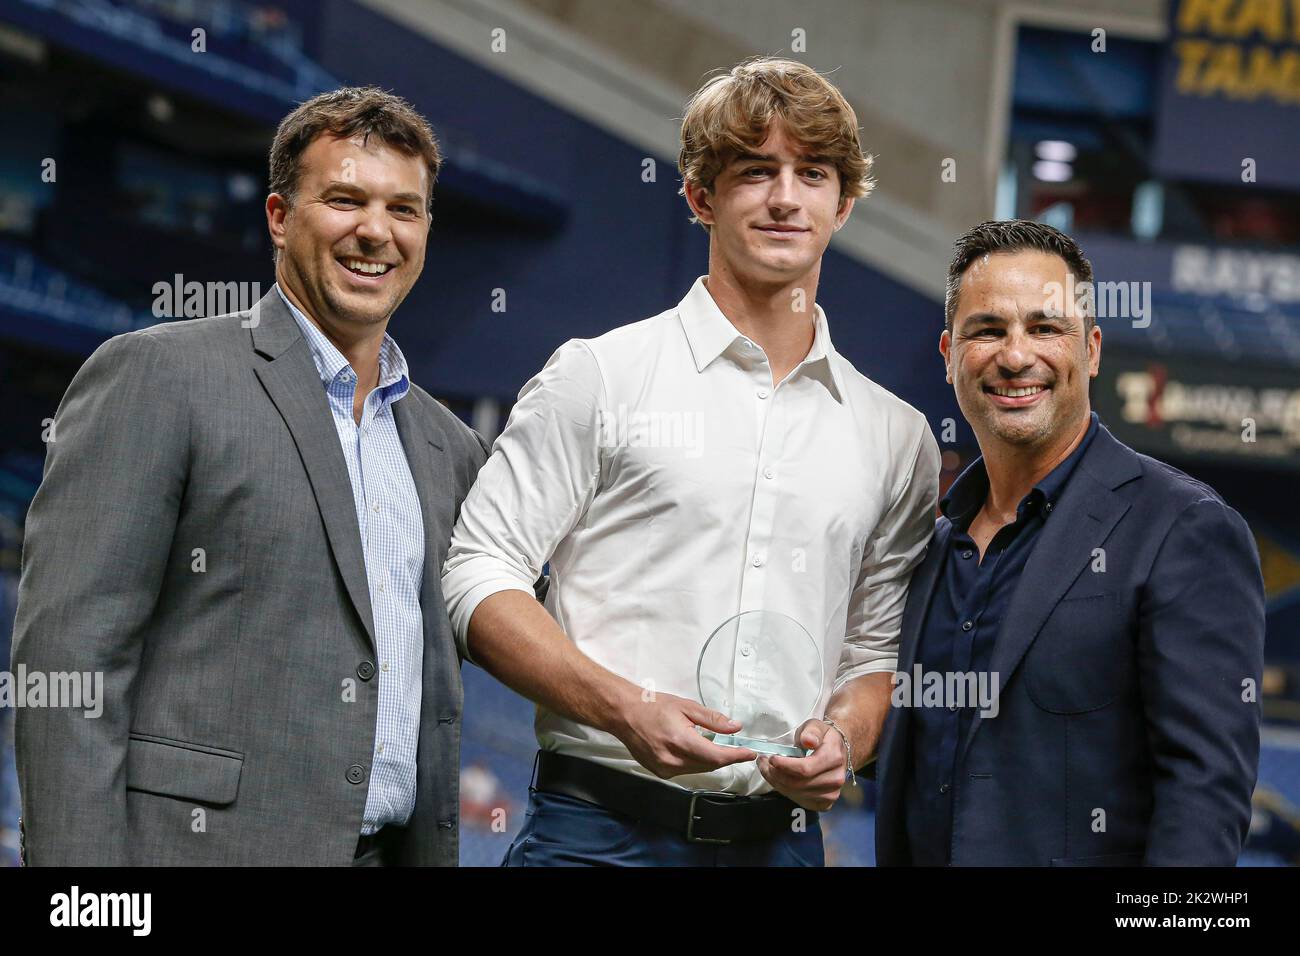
[446,577,535,664]
[832,656,900,693]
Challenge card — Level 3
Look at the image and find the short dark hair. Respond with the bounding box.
[945,219,1095,331]
[268,86,442,218]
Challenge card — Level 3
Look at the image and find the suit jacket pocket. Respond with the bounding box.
[126,733,244,806]
[1024,593,1123,714]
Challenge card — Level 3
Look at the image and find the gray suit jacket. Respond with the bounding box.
[12,289,488,865]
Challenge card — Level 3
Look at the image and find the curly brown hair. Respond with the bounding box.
[677,57,874,228]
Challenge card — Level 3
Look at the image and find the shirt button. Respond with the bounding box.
[751,553,765,567]
[961,620,973,632]
[382,661,390,673]
[939,783,951,795]
[371,501,380,513]
[740,644,753,657]
[377,742,385,754]
[756,388,769,399]
[763,467,775,480]
[961,550,973,559]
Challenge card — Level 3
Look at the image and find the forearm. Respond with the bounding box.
[829,423,938,770]
[824,671,893,770]
[466,589,638,736]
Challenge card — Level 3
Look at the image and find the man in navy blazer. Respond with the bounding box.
[875,220,1265,866]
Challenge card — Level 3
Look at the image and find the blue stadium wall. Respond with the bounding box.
[0,0,956,433]
[300,0,959,428]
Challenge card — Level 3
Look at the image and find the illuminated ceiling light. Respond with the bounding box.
[1033,160,1072,182]
[147,94,174,122]
[227,174,257,202]
[1035,140,1077,162]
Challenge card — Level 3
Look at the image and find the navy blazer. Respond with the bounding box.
[875,421,1265,866]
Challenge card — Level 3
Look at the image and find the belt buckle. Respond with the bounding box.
[686,790,738,845]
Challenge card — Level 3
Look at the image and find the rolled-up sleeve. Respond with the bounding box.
[835,416,940,687]
[441,340,605,659]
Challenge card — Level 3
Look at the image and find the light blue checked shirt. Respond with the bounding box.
[277,285,425,835]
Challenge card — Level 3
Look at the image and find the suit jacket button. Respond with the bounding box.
[437,820,454,830]
[357,661,376,681]
[346,764,367,785]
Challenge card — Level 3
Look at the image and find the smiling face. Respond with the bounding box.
[267,132,429,336]
[685,120,852,289]
[940,249,1101,451]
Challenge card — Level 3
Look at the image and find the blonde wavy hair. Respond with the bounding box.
[677,57,874,228]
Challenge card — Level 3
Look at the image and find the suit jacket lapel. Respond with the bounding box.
[956,425,1140,762]
[248,290,377,652]
[392,391,462,862]
[898,520,950,676]
[392,394,448,624]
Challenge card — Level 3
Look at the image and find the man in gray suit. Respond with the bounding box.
[12,87,488,865]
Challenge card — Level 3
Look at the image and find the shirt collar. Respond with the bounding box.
[275,284,411,401]
[941,411,1101,526]
[676,276,846,403]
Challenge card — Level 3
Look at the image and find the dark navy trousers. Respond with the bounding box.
[502,790,824,867]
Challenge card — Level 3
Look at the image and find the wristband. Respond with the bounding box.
[821,716,856,787]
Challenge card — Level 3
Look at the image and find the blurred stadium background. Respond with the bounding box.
[1,0,1298,867]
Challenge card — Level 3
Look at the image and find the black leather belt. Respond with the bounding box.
[535,750,812,845]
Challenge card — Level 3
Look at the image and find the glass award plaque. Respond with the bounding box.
[696,610,823,758]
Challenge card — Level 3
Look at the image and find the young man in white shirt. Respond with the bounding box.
[441,57,939,866]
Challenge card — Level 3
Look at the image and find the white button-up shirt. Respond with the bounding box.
[441,277,939,795]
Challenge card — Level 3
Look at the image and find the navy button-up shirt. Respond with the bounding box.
[903,412,1099,864]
